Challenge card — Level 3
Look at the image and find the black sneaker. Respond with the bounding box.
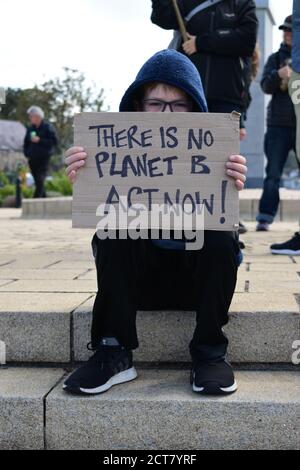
[256,221,269,232]
[270,232,300,256]
[239,240,245,250]
[238,222,248,235]
[190,358,237,395]
[63,337,137,395]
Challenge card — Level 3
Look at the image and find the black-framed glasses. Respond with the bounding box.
[142,98,193,112]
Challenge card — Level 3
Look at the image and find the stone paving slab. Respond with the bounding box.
[0,269,89,280]
[0,279,97,293]
[0,368,64,450]
[0,280,14,287]
[249,264,300,272]
[46,369,300,450]
[0,292,92,313]
[248,281,300,293]
[238,271,299,281]
[243,255,295,263]
[76,270,97,280]
[230,292,299,312]
[6,257,64,270]
[48,261,95,270]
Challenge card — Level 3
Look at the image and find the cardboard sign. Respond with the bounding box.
[73,112,240,231]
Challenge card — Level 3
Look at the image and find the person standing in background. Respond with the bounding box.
[151,0,258,138]
[270,1,300,255]
[256,15,296,232]
[23,106,58,198]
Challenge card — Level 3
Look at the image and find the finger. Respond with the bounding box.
[226,162,248,174]
[226,169,246,182]
[65,160,85,176]
[229,154,247,165]
[235,179,244,191]
[65,146,85,158]
[65,151,87,166]
[65,159,86,176]
[65,167,75,183]
[69,170,76,184]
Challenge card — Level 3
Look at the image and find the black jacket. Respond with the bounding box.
[151,0,258,109]
[24,120,58,161]
[261,43,296,128]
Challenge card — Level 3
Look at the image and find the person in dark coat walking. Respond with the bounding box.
[151,0,258,135]
[23,106,58,198]
[256,15,296,231]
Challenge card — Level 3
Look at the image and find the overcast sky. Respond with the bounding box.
[0,0,293,111]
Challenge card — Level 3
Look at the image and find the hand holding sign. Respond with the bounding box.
[71,112,243,231]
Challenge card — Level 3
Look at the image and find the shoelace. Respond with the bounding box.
[86,342,119,369]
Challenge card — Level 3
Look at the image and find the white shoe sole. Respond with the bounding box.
[271,249,300,256]
[63,367,138,395]
[192,380,238,394]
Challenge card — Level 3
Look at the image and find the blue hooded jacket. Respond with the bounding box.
[119,49,207,250]
[119,49,208,113]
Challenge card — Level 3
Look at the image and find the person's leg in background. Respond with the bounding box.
[28,158,49,198]
[269,70,300,255]
[256,126,296,230]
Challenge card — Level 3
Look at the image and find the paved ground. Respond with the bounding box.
[0,208,299,302]
[1,208,299,450]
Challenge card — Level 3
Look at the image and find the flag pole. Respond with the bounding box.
[171,0,188,42]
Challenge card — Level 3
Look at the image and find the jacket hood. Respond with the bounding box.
[119,49,208,113]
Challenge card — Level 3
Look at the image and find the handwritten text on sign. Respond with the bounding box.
[73,112,240,230]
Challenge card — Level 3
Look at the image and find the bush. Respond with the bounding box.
[22,186,34,198]
[0,184,15,207]
[0,184,35,207]
[0,170,72,206]
[0,184,15,199]
[45,170,72,196]
[0,171,10,187]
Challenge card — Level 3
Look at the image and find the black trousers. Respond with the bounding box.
[28,158,50,198]
[90,231,240,362]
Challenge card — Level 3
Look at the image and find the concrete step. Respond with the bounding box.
[1,291,299,364]
[21,197,72,218]
[0,367,299,450]
[239,188,300,222]
[0,367,63,450]
[21,190,300,222]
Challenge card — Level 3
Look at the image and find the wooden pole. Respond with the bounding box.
[171,0,188,42]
